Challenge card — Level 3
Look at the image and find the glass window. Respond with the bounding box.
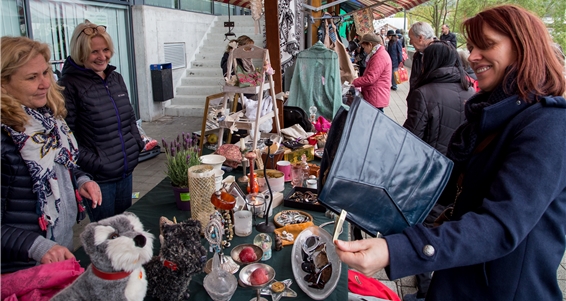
[1,0,27,37]
[27,0,137,114]
[180,0,212,13]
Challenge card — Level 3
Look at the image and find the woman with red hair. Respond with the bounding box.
[335,5,566,300]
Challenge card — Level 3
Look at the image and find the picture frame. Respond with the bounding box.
[228,182,247,211]
[197,92,239,155]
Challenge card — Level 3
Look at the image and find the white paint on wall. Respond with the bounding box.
[132,5,216,121]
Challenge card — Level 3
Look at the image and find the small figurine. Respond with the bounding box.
[274,234,283,251]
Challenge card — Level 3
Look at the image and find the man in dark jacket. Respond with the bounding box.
[403,41,474,154]
[408,22,435,94]
[440,24,457,48]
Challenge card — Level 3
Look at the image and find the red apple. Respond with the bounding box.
[250,267,269,286]
[239,246,258,263]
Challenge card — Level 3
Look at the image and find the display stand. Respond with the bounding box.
[218,45,281,151]
[196,92,239,156]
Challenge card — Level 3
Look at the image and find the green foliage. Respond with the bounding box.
[406,0,566,50]
[162,133,201,188]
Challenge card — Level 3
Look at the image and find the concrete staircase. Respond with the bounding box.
[165,15,265,117]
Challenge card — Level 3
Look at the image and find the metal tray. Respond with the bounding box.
[291,225,341,300]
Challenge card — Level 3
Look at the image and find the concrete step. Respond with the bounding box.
[164,15,266,118]
[206,32,264,41]
[176,85,223,95]
[197,46,228,56]
[164,104,205,117]
[190,59,224,69]
[181,77,224,86]
[170,95,208,106]
[186,68,222,77]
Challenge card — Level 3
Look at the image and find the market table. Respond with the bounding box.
[73,176,348,301]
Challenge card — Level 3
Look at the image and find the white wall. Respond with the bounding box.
[132,5,216,121]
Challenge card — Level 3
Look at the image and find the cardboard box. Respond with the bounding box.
[283,144,315,164]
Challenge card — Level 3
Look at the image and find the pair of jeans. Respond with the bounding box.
[391,67,399,89]
[86,174,133,222]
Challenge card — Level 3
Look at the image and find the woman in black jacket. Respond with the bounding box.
[402,41,475,155]
[59,20,144,222]
[1,37,101,273]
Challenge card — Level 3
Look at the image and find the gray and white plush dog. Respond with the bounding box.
[144,216,207,300]
[52,212,154,301]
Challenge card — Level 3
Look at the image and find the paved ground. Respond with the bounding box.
[72,68,566,300]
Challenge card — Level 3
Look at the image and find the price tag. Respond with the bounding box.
[333,209,347,242]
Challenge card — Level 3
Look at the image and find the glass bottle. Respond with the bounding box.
[300,154,310,187]
[253,233,272,261]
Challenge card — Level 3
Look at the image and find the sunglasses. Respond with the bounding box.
[79,25,107,37]
[301,235,332,289]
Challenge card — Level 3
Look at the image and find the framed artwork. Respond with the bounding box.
[228,182,247,211]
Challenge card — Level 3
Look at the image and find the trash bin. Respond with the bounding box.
[150,63,173,102]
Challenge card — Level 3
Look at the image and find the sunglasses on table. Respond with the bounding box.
[79,25,107,37]
[301,235,332,289]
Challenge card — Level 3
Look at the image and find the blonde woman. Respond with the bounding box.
[1,36,101,272]
[59,20,144,222]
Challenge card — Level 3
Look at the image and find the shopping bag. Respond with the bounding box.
[402,48,409,61]
[318,96,453,236]
[395,63,408,85]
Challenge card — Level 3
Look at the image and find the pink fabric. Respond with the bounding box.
[314,116,331,133]
[348,270,400,301]
[1,259,84,301]
[352,46,392,109]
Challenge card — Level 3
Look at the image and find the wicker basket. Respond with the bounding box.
[188,165,216,235]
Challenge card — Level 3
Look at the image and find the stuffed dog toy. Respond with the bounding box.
[52,212,154,301]
[144,216,207,300]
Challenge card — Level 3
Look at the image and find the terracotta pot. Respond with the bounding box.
[172,186,191,211]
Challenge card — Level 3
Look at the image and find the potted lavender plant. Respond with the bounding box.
[162,133,200,210]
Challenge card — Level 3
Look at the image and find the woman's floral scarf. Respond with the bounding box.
[2,106,81,230]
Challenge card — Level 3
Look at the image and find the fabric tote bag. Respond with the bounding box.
[318,97,453,236]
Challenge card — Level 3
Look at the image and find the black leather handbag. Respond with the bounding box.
[318,97,454,236]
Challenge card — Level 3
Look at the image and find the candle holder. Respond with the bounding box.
[246,193,265,225]
[238,157,249,183]
[256,139,275,233]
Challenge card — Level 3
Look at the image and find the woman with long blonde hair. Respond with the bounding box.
[1,36,101,272]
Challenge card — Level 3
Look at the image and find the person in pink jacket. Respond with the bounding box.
[352,33,392,111]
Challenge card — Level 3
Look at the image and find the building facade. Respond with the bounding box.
[1,0,247,120]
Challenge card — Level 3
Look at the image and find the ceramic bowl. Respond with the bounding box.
[200,154,226,170]
[230,243,263,265]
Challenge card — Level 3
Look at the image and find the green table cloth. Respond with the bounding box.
[74,176,348,301]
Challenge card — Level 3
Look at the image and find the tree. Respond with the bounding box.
[406,0,565,50]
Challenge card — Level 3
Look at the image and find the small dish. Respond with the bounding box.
[239,263,276,288]
[273,210,313,228]
[230,244,263,265]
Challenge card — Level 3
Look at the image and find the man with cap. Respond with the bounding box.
[352,33,392,111]
[396,29,406,48]
[440,24,457,48]
[408,22,435,93]
[386,30,403,90]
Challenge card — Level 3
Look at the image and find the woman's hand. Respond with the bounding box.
[334,238,390,277]
[79,181,102,208]
[40,245,75,264]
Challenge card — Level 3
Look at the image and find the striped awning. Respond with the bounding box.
[214,0,429,20]
[344,0,429,19]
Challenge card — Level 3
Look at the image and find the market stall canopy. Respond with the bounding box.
[214,0,429,20]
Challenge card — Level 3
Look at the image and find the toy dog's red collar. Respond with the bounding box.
[163,259,178,271]
[91,264,132,280]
